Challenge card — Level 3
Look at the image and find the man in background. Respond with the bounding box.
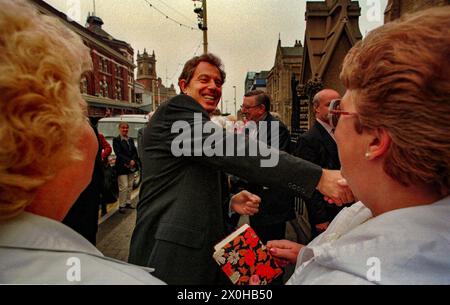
[239,90,295,244]
[293,89,349,237]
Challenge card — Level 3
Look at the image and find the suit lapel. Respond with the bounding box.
[314,122,338,161]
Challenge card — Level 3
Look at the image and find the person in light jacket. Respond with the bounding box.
[0,0,164,284]
[113,122,140,213]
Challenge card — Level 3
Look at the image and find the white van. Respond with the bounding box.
[98,114,149,188]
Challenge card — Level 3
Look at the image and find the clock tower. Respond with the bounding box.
[136,49,157,96]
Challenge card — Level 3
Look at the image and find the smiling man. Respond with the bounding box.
[129,53,353,285]
[179,60,224,113]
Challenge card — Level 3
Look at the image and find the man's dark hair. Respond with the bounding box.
[178,53,226,91]
[244,90,271,113]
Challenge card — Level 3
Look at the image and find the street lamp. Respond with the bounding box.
[193,0,208,54]
[233,86,237,116]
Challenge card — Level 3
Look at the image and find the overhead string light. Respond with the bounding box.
[143,0,200,31]
[168,40,203,84]
[155,0,196,25]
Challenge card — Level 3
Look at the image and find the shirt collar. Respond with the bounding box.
[316,118,336,141]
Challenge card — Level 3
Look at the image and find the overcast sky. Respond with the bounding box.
[43,0,387,114]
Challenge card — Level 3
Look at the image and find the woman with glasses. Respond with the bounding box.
[266,7,450,284]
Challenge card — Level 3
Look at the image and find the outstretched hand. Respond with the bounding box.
[266,239,304,266]
[316,170,354,206]
[249,240,303,285]
[230,190,261,216]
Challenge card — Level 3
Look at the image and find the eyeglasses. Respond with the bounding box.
[328,99,359,130]
[240,103,262,110]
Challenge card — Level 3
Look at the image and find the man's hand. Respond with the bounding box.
[266,240,304,266]
[316,169,354,206]
[230,190,260,216]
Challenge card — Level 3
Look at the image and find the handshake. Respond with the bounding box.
[230,169,354,217]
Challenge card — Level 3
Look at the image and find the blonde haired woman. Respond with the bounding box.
[0,0,163,284]
[268,7,450,285]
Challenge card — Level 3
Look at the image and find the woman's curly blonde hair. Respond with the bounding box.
[0,0,92,220]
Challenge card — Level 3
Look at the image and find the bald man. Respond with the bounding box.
[293,89,350,238]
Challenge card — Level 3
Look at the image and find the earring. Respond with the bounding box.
[365,152,371,159]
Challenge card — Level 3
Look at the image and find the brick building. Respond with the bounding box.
[266,39,303,130]
[155,78,177,109]
[30,0,143,118]
[136,49,176,110]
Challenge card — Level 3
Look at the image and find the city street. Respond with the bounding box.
[96,189,139,262]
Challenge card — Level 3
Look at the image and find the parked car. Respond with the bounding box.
[98,114,149,189]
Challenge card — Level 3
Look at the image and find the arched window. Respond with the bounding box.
[99,76,108,97]
[115,80,122,100]
[80,76,88,94]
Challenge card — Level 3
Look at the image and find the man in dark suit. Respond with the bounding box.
[128,54,354,285]
[293,89,348,238]
[239,90,294,244]
[113,122,139,213]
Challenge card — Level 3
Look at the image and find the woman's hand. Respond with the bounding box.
[267,240,304,266]
[230,190,260,216]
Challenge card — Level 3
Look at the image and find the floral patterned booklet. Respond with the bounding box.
[213,224,283,285]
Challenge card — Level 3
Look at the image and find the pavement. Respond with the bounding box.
[96,189,139,262]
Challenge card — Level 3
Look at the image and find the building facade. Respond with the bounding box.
[296,0,362,132]
[155,78,177,109]
[136,50,176,110]
[134,82,153,113]
[266,39,303,131]
[30,0,144,118]
[244,71,270,94]
[244,72,257,94]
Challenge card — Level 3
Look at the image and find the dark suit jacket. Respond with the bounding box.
[128,94,323,285]
[242,114,296,227]
[63,123,103,245]
[113,135,139,176]
[293,121,342,228]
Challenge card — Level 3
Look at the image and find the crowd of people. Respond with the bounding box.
[0,0,448,285]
